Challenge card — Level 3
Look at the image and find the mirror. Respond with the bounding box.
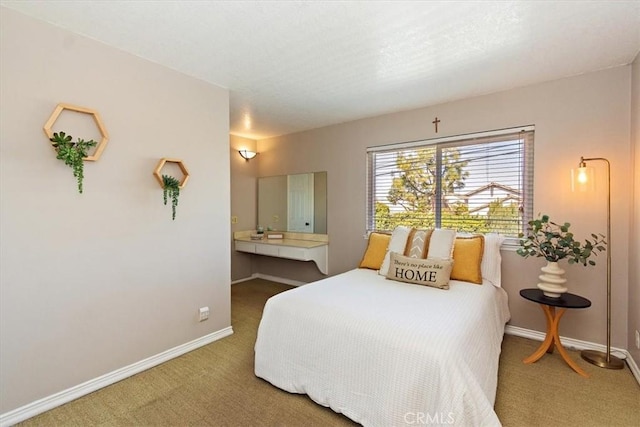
[258,172,327,234]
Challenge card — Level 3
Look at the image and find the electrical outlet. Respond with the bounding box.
[635,330,639,350]
[273,215,279,222]
[231,216,238,224]
[199,307,209,322]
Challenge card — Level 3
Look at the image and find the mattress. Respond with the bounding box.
[254,268,510,426]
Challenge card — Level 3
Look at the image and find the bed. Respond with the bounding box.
[254,265,510,426]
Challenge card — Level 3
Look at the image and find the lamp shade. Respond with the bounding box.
[571,165,594,192]
[239,150,257,160]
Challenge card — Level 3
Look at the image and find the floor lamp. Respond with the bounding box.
[572,156,624,369]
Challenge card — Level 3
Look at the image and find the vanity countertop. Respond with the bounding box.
[233,230,328,245]
[233,230,329,274]
[234,236,327,248]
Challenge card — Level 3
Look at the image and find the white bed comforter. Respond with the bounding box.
[254,268,510,427]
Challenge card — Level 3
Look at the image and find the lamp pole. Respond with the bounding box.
[578,157,624,369]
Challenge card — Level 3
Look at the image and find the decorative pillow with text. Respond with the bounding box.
[386,252,453,290]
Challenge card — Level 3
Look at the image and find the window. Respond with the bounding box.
[366,127,534,237]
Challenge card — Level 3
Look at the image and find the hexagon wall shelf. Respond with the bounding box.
[153,158,190,189]
[43,103,109,161]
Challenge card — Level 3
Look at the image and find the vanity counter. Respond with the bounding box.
[234,231,329,275]
[234,236,327,248]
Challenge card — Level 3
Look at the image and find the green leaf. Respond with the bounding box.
[516,213,607,267]
[161,175,181,219]
[50,131,92,193]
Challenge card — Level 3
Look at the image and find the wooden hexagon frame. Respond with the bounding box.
[43,103,109,161]
[153,158,190,189]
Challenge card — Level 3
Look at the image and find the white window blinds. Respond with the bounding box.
[366,127,534,237]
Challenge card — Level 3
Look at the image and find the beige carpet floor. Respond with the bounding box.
[18,278,640,426]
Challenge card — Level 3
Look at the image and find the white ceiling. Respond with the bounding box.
[2,1,639,140]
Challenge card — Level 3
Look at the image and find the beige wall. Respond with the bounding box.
[230,135,258,281]
[0,8,230,414]
[243,66,633,349]
[630,53,640,363]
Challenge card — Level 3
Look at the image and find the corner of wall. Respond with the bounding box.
[230,134,259,281]
[628,52,640,363]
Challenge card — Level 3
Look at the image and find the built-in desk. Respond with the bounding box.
[234,231,329,274]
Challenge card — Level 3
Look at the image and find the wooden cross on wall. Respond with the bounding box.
[432,117,441,133]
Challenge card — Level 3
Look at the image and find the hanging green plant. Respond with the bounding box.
[49,131,97,194]
[162,174,181,220]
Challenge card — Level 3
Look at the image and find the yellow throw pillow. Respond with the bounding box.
[451,235,485,284]
[359,232,391,270]
[386,252,453,289]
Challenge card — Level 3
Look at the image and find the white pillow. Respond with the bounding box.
[379,226,412,276]
[481,233,505,287]
[427,228,456,260]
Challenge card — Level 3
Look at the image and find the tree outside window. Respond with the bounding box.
[368,129,533,237]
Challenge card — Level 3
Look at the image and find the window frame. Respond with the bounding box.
[366,126,535,242]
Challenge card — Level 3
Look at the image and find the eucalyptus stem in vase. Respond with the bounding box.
[516,214,607,297]
[516,214,606,265]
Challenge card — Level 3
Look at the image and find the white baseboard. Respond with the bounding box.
[231,273,306,287]
[627,352,640,385]
[230,275,258,285]
[0,327,233,427]
[254,273,306,287]
[505,325,640,385]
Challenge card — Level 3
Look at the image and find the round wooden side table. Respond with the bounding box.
[519,288,591,378]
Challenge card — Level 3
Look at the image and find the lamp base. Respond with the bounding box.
[580,349,624,369]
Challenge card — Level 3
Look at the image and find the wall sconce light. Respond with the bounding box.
[239,150,258,161]
[571,156,623,370]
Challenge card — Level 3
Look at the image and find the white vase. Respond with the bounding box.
[537,261,568,298]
